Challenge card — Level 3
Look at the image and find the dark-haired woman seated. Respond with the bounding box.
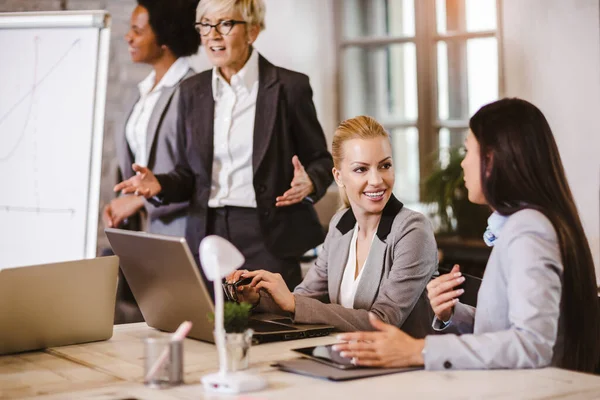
[335,98,600,373]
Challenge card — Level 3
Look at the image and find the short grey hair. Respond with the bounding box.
[197,0,266,31]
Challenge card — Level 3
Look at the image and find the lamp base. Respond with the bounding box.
[201,371,267,394]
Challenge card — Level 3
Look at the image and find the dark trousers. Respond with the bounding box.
[202,206,302,291]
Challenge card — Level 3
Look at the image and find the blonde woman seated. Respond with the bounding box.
[334,99,600,373]
[227,116,438,336]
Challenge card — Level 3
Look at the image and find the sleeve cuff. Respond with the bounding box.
[423,335,456,370]
[147,194,165,207]
[432,315,453,331]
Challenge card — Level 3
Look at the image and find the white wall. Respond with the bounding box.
[502,0,600,281]
[190,0,338,144]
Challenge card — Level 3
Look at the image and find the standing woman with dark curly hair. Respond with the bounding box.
[104,0,200,322]
[103,0,200,236]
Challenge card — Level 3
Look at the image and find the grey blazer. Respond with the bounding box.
[115,68,195,236]
[424,209,564,370]
[260,195,438,337]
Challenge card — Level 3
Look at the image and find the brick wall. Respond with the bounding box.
[0,0,152,252]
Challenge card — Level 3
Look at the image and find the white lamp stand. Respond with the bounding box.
[199,235,267,394]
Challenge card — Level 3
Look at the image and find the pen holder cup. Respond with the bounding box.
[144,335,184,389]
[224,329,254,372]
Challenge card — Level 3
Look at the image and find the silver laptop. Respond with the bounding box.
[105,228,333,344]
[0,256,119,355]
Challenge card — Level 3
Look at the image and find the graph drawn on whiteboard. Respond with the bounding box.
[0,25,102,268]
[0,36,82,216]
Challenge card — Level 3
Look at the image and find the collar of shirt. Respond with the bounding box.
[137,56,191,97]
[483,211,509,247]
[211,48,259,101]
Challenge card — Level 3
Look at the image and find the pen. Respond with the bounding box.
[145,321,193,382]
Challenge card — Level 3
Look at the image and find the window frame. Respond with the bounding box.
[334,0,504,199]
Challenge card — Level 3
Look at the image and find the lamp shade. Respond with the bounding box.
[199,236,245,281]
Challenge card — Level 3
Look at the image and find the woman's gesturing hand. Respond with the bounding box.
[426,264,465,322]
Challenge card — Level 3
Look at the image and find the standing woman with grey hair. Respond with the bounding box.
[114,0,333,291]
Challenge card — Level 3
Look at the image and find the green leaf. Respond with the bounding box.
[208,302,253,333]
[422,147,489,237]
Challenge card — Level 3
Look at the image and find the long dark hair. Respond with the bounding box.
[470,98,600,372]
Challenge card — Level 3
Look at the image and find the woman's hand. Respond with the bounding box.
[333,313,425,368]
[426,264,465,322]
[113,164,162,198]
[275,155,314,207]
[102,195,145,228]
[225,270,260,306]
[242,270,296,313]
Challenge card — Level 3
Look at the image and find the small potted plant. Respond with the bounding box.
[423,147,490,238]
[208,302,254,372]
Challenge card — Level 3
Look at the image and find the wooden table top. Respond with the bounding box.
[2,323,600,399]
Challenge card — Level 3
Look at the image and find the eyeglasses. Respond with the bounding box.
[222,277,253,302]
[195,20,247,36]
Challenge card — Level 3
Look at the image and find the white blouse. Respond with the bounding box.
[339,223,377,308]
[208,49,259,208]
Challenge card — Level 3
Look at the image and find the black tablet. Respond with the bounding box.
[292,344,359,370]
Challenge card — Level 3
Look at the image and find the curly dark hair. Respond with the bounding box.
[137,0,200,58]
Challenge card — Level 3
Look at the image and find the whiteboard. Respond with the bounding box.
[0,11,110,268]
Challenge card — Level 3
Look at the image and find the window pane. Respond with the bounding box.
[467,37,498,116]
[341,43,417,122]
[436,0,496,34]
[466,0,496,32]
[439,128,468,168]
[390,127,420,203]
[436,40,468,120]
[437,41,450,120]
[342,0,415,39]
[436,38,498,120]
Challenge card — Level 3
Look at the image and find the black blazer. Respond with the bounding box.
[155,54,333,258]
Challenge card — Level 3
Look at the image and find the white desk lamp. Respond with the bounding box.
[199,235,267,394]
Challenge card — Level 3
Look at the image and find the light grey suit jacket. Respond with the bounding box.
[116,68,195,236]
[424,209,564,370]
[260,195,438,337]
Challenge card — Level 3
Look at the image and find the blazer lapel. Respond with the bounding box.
[353,195,403,309]
[117,93,139,180]
[190,74,215,180]
[323,195,402,309]
[328,208,357,303]
[145,85,176,164]
[252,55,280,173]
[353,237,386,310]
[328,230,354,304]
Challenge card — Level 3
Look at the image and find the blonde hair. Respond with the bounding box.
[332,116,391,209]
[197,0,266,31]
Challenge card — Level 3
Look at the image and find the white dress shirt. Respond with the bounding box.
[339,224,377,308]
[125,57,190,166]
[208,49,259,208]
